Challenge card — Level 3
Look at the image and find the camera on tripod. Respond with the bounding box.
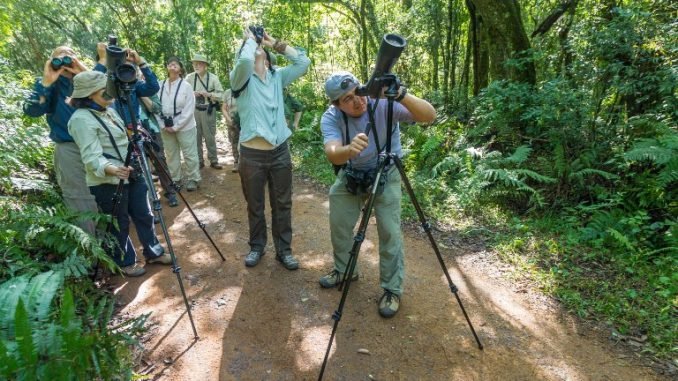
[249,25,265,44]
[104,35,138,100]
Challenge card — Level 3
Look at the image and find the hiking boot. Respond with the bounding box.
[244,250,264,267]
[147,254,173,265]
[210,162,223,169]
[167,193,178,207]
[121,263,146,277]
[378,290,400,318]
[319,269,358,288]
[231,162,239,173]
[186,180,198,191]
[276,253,299,270]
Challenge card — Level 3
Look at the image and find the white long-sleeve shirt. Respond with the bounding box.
[158,77,196,132]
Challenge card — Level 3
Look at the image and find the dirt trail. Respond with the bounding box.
[114,134,667,381]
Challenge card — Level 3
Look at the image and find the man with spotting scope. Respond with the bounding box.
[319,70,436,318]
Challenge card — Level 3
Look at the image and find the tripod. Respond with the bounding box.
[104,83,225,339]
[318,76,483,380]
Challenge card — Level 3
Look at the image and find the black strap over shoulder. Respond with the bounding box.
[232,78,250,98]
[160,79,183,116]
[193,73,211,93]
[332,111,352,175]
[88,110,126,163]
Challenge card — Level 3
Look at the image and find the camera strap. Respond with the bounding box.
[232,78,250,98]
[341,99,381,168]
[193,72,210,93]
[88,110,126,163]
[160,79,184,116]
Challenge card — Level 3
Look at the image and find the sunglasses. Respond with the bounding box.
[340,77,356,89]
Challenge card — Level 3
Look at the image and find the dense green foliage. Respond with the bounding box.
[0,63,146,379]
[0,0,675,372]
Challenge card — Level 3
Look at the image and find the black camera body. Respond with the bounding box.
[344,167,386,196]
[249,25,265,44]
[161,115,174,128]
[104,35,138,99]
[129,156,143,182]
[195,95,208,111]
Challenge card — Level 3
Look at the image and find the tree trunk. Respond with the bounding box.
[468,0,536,85]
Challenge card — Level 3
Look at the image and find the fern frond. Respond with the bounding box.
[505,145,532,164]
[624,138,674,164]
[569,168,619,181]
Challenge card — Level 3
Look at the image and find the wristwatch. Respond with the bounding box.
[395,86,407,102]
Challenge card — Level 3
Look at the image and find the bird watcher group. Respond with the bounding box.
[24,25,436,319]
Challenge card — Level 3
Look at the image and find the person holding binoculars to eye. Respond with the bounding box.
[23,46,99,236]
[158,57,201,192]
[230,24,311,270]
[319,71,436,318]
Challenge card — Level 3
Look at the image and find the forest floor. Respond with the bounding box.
[108,133,672,381]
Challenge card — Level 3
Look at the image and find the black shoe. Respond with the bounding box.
[276,253,299,270]
[210,162,223,169]
[244,250,264,267]
[199,162,205,169]
[167,193,178,207]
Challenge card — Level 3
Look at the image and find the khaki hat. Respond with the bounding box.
[324,71,360,101]
[71,71,107,98]
[191,53,209,65]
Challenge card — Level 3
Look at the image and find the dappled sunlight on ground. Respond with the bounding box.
[290,324,335,372]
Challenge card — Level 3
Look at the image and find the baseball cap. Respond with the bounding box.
[324,71,360,101]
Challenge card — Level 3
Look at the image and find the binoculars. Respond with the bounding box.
[50,56,73,70]
[249,25,265,44]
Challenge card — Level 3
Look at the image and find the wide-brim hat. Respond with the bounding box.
[71,71,107,99]
[324,71,359,101]
[191,53,209,65]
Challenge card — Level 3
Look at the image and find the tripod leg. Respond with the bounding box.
[144,142,226,262]
[136,139,199,339]
[319,160,389,381]
[392,155,483,350]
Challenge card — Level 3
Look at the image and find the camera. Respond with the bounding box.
[51,56,72,70]
[161,115,174,128]
[104,35,137,99]
[249,25,265,44]
[345,167,386,196]
[195,95,208,111]
[128,156,143,182]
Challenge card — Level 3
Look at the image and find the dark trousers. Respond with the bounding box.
[90,180,161,267]
[239,141,293,256]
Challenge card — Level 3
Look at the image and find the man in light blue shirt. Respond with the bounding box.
[230,26,311,270]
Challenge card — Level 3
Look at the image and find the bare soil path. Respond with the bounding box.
[114,135,668,381]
